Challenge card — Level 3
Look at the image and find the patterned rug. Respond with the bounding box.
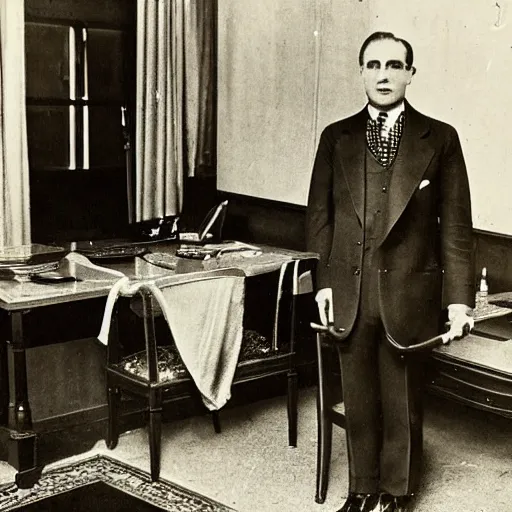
[0,455,236,511]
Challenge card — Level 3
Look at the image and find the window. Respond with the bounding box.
[25,0,136,242]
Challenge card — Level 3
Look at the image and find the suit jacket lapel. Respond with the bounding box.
[376,102,435,247]
[336,109,367,225]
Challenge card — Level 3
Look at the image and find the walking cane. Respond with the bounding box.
[310,321,471,352]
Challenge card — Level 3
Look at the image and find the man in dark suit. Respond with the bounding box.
[306,32,475,512]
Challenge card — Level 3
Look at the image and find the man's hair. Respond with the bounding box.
[358,31,414,70]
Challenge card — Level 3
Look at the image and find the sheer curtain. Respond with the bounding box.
[0,1,31,246]
[183,0,217,178]
[135,0,216,222]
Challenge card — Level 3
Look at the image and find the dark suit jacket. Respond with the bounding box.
[306,101,475,344]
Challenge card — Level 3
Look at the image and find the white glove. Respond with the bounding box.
[315,288,333,325]
[445,303,474,343]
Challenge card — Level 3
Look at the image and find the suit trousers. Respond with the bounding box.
[337,262,425,496]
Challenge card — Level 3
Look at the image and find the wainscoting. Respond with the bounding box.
[219,190,512,294]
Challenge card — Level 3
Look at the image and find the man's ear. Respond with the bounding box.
[406,66,416,85]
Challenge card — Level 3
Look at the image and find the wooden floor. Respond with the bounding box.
[1,385,511,511]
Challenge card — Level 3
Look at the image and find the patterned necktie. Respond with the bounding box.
[366,111,404,168]
[377,111,388,140]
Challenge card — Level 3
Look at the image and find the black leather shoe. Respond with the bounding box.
[336,493,380,512]
[378,493,411,512]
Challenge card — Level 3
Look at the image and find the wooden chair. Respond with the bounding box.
[104,268,244,481]
[215,256,318,447]
[312,323,446,503]
[312,326,347,504]
[104,257,318,481]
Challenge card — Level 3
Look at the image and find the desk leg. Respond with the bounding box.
[287,294,298,447]
[3,311,40,488]
[0,427,41,488]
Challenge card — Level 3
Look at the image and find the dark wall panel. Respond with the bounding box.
[217,190,512,294]
[221,193,306,251]
[26,338,106,423]
[474,230,512,293]
[25,0,135,26]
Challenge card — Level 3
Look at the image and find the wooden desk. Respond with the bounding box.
[427,330,512,418]
[0,243,316,487]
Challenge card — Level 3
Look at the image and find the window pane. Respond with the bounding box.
[88,106,124,168]
[25,23,70,100]
[26,106,70,168]
[87,28,126,102]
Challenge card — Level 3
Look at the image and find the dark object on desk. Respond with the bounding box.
[176,247,217,260]
[471,313,512,341]
[176,241,262,261]
[29,271,81,284]
[0,261,61,281]
[134,216,179,242]
[77,244,149,262]
[178,200,228,244]
[489,299,512,309]
[72,215,179,261]
[0,243,67,266]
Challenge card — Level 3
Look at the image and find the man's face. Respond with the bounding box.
[360,39,414,110]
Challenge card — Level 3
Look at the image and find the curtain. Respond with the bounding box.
[0,1,31,247]
[135,0,216,222]
[183,0,216,177]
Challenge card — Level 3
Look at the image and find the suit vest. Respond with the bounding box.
[361,148,394,316]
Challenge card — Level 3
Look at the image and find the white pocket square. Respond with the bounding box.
[419,179,430,190]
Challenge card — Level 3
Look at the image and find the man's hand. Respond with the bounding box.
[315,288,333,325]
[445,303,474,342]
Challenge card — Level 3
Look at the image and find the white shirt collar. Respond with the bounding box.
[367,101,405,129]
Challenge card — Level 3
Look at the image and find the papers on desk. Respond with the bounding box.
[474,295,512,322]
[177,241,262,260]
[0,252,124,305]
[143,245,313,278]
[0,243,68,282]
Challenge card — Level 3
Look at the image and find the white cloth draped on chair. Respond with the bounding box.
[0,1,31,247]
[98,274,245,411]
[135,0,216,222]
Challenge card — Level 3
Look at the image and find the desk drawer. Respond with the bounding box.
[427,355,512,418]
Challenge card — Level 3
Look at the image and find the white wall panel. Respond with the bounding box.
[217,0,369,205]
[218,0,512,234]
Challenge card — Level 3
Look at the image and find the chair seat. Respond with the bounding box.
[112,329,282,385]
[113,346,189,383]
[331,401,345,415]
[239,329,290,361]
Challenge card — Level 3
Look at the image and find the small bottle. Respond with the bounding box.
[476,267,488,309]
[479,267,488,297]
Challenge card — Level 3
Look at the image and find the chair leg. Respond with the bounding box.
[149,392,163,482]
[315,333,332,504]
[211,410,221,434]
[287,369,298,447]
[107,385,120,450]
[315,401,333,504]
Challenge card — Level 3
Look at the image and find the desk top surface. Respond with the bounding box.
[434,292,512,376]
[0,242,317,310]
[433,333,512,376]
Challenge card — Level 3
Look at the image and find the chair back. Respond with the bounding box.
[107,267,246,386]
[272,257,317,351]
